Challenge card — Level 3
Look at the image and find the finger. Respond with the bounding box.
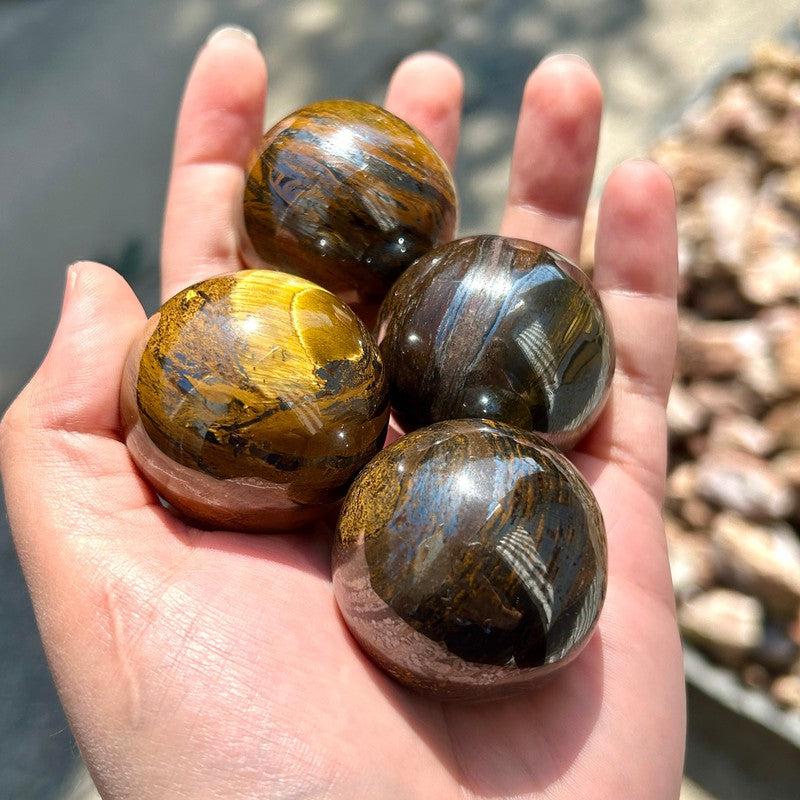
[161,26,267,301]
[578,159,678,497]
[384,51,463,171]
[0,265,179,790]
[1,261,154,570]
[500,54,602,260]
[11,262,146,437]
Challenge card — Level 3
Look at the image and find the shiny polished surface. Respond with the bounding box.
[377,235,615,449]
[333,419,607,699]
[242,99,457,303]
[120,270,389,530]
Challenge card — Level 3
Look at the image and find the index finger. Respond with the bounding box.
[161,26,267,301]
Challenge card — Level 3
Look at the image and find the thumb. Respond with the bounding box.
[12,261,146,436]
[0,266,161,795]
[1,260,149,578]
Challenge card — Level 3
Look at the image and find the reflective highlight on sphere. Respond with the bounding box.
[242,99,457,303]
[377,235,615,450]
[333,419,607,699]
[120,270,389,531]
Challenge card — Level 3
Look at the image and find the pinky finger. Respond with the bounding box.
[579,160,678,497]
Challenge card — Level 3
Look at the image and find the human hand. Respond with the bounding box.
[0,27,684,799]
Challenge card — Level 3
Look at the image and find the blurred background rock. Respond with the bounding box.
[2,1,800,798]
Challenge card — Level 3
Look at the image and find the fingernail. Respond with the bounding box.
[62,263,81,313]
[206,24,257,48]
[540,53,592,70]
[624,156,661,171]
[49,264,83,350]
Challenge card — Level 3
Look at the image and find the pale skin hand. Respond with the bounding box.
[0,28,685,800]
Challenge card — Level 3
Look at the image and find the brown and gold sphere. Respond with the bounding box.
[377,235,615,449]
[333,418,607,700]
[242,99,457,305]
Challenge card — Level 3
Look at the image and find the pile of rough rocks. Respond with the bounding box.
[588,40,800,712]
[661,40,800,711]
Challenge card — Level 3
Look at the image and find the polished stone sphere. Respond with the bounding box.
[242,99,457,304]
[333,419,607,699]
[120,270,389,531]
[377,235,615,450]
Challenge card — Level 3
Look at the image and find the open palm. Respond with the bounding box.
[1,28,685,800]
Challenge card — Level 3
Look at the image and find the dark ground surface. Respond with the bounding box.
[685,684,800,798]
[2,1,799,797]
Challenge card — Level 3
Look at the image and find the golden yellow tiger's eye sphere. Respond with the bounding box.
[242,99,457,305]
[120,270,389,531]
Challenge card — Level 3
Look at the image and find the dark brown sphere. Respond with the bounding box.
[242,99,457,305]
[377,235,615,449]
[120,270,389,531]
[333,419,607,699]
